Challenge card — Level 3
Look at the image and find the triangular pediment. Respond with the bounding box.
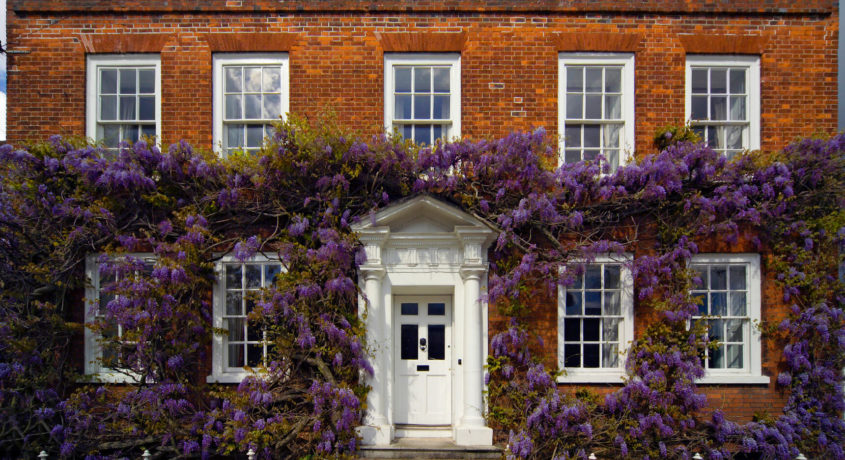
[352,195,494,235]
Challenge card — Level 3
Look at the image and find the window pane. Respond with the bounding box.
[603,318,619,341]
[101,69,117,93]
[413,95,431,119]
[729,69,746,93]
[245,67,262,92]
[583,149,600,162]
[693,291,708,315]
[401,125,412,140]
[726,319,744,342]
[138,69,155,93]
[604,291,620,315]
[101,125,120,148]
[395,68,412,93]
[414,124,431,146]
[564,344,580,367]
[691,69,708,93]
[584,292,601,315]
[711,69,727,94]
[225,94,243,120]
[247,344,263,367]
[602,343,619,367]
[246,265,261,288]
[565,126,581,147]
[138,96,155,121]
[565,150,581,164]
[414,67,431,92]
[100,95,117,120]
[584,94,602,119]
[566,94,583,119]
[583,344,600,367]
[119,69,136,94]
[566,67,583,92]
[226,125,244,150]
[585,68,602,92]
[726,344,743,369]
[226,291,242,315]
[428,325,445,360]
[124,125,139,143]
[709,319,724,341]
[691,96,708,120]
[730,96,746,120]
[709,345,724,369]
[244,94,262,119]
[263,67,281,92]
[605,95,621,119]
[225,67,242,92]
[263,94,281,119]
[604,124,620,149]
[583,125,600,148]
[246,125,264,148]
[710,96,727,120]
[433,125,443,141]
[711,293,727,316]
[433,95,450,119]
[730,292,747,316]
[565,292,581,315]
[227,318,245,341]
[604,266,621,289]
[729,266,746,290]
[583,318,600,341]
[605,68,621,92]
[564,318,580,341]
[401,302,418,315]
[228,344,245,368]
[726,126,743,150]
[401,324,418,360]
[428,303,445,316]
[141,125,156,139]
[711,267,727,289]
[119,96,136,121]
[226,265,242,288]
[264,265,281,283]
[433,67,450,92]
[395,95,412,119]
[585,266,602,289]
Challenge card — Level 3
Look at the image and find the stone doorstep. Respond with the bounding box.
[359,438,502,459]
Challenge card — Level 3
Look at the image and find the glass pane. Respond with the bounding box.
[726,344,743,369]
[263,67,281,92]
[584,292,601,315]
[565,126,581,147]
[730,292,747,316]
[124,125,139,143]
[413,95,431,119]
[395,68,412,93]
[227,318,245,341]
[433,125,443,141]
[245,67,262,92]
[263,94,281,119]
[433,95,450,119]
[692,265,708,289]
[711,69,727,93]
[414,125,431,146]
[141,124,156,139]
[228,344,245,368]
[247,324,261,341]
[225,94,242,120]
[585,266,602,289]
[605,68,621,92]
[138,69,155,93]
[264,265,281,284]
[604,266,621,289]
[564,344,580,367]
[247,344,263,367]
[433,67,450,92]
[726,126,743,150]
[709,319,725,341]
[604,291,620,315]
[729,69,746,93]
[584,94,602,119]
[565,292,581,315]
[566,67,583,92]
[401,125,412,140]
[584,149,600,162]
[707,126,722,149]
[710,96,727,120]
[730,96,746,120]
[226,291,242,315]
[226,125,244,150]
[564,318,580,341]
[711,293,727,316]
[603,318,619,341]
[604,124,621,150]
[225,67,242,92]
[729,266,746,290]
[691,96,708,120]
[119,69,136,94]
[244,94,262,119]
[565,150,581,164]
[245,265,261,288]
[602,343,619,367]
[428,325,445,360]
[101,124,120,147]
[246,125,264,148]
[566,94,583,119]
[585,68,602,92]
[226,265,242,289]
[401,324,418,360]
[709,345,724,369]
[691,69,708,93]
[138,96,155,121]
[726,319,743,342]
[711,266,727,289]
[101,69,117,93]
[693,291,708,315]
[428,303,445,316]
[583,125,600,148]
[583,318,600,341]
[100,95,117,120]
[119,96,136,121]
[401,302,418,316]
[605,95,621,119]
[414,67,431,92]
[583,344,600,367]
[395,95,412,119]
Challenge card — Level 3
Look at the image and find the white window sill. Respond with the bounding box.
[81,372,142,384]
[207,371,268,384]
[556,370,627,384]
[697,374,770,385]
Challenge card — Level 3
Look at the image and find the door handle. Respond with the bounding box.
[419,337,427,351]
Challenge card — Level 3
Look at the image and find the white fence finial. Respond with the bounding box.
[141,449,151,459]
[247,448,256,460]
[692,454,703,460]
[588,454,597,460]
[38,451,48,460]
[795,454,807,460]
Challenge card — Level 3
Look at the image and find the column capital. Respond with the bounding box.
[360,266,386,281]
[459,265,486,281]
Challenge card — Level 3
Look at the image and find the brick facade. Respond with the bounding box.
[6,0,836,425]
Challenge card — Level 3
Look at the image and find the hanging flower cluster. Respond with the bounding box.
[0,116,842,459]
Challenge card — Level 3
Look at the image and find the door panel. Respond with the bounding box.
[394,296,452,425]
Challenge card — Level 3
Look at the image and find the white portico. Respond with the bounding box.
[353,195,497,447]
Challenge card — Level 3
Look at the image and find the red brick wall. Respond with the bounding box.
[6,1,835,424]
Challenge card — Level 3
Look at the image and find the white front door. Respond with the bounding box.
[393,295,452,426]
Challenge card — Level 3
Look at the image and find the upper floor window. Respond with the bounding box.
[691,253,767,384]
[557,256,633,383]
[84,253,155,382]
[86,55,161,153]
[559,53,635,172]
[213,53,289,157]
[209,255,284,383]
[686,55,760,158]
[384,53,461,146]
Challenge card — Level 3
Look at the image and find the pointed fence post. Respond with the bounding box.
[38,451,48,460]
[692,454,703,460]
[141,449,151,459]
[588,454,597,460]
[247,448,256,460]
[795,454,807,460]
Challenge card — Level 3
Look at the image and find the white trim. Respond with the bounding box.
[85,54,161,147]
[690,253,767,385]
[384,53,461,141]
[212,53,290,156]
[558,52,635,168]
[83,253,154,384]
[685,55,761,152]
[208,253,285,383]
[557,254,634,383]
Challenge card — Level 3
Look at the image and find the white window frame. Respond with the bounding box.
[83,253,155,383]
[691,253,768,385]
[212,53,290,157]
[384,53,461,144]
[685,55,761,155]
[208,253,284,383]
[558,53,635,169]
[557,254,634,383]
[86,54,162,148]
